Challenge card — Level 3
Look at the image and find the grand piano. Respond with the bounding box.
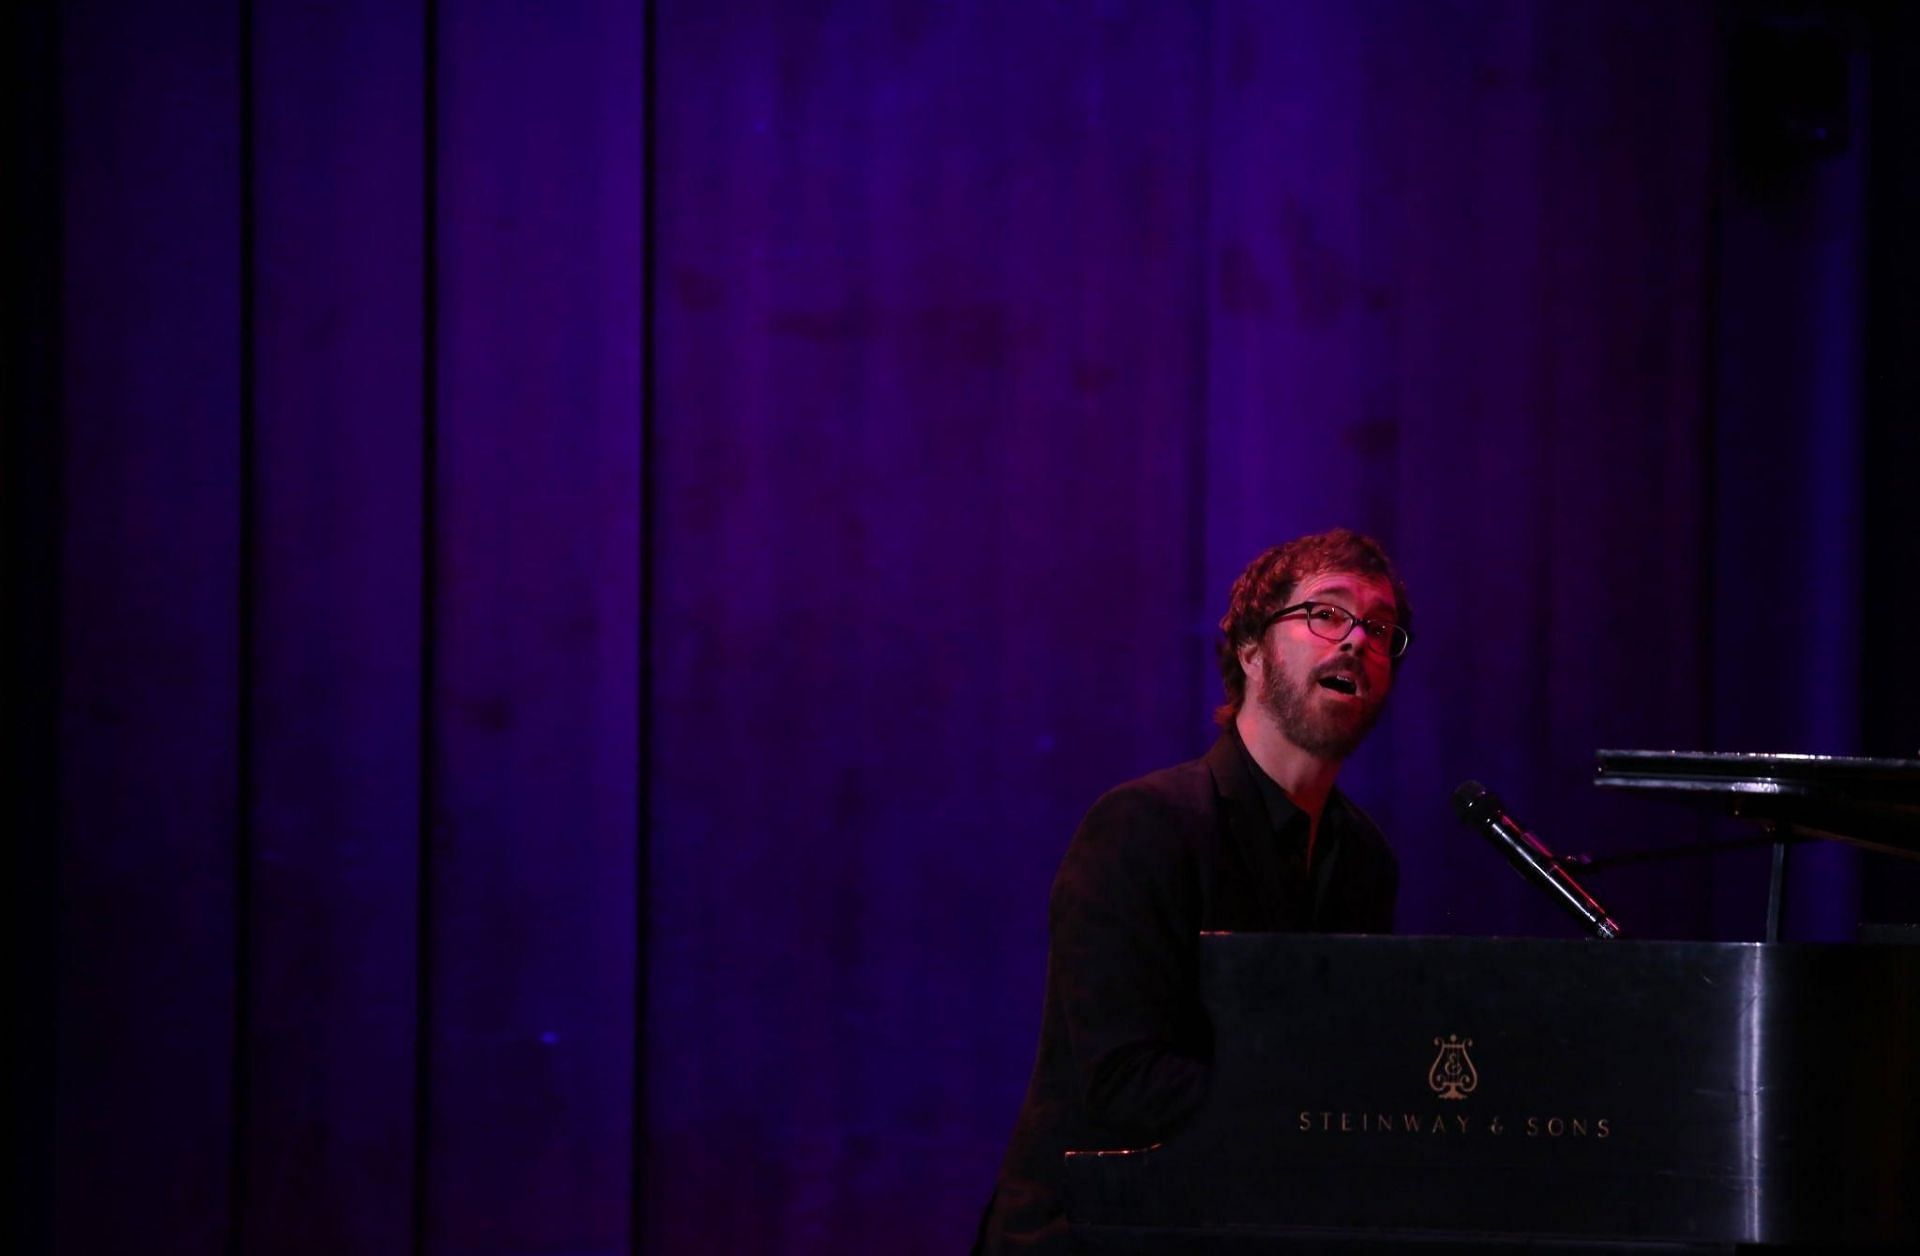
[1063,753,1920,1253]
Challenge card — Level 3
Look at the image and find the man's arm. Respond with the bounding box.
[1047,789,1210,1138]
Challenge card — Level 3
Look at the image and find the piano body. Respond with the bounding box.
[1064,753,1920,1253]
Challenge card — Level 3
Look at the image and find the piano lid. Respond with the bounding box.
[1594,749,1920,861]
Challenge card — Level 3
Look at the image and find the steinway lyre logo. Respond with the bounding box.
[1428,1034,1478,1101]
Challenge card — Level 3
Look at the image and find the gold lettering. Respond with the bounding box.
[1290,1108,1606,1138]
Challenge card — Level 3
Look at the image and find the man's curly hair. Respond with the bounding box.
[1215,528,1412,727]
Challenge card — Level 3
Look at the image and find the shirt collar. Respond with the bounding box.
[1229,721,1314,834]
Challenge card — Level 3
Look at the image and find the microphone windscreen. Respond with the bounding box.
[1451,780,1493,821]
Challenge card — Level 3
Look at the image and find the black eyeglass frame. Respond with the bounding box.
[1262,601,1412,659]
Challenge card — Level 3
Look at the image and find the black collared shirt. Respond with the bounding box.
[1230,724,1351,929]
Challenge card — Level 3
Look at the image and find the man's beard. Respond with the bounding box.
[1256,645,1386,762]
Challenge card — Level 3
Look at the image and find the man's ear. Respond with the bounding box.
[1237,636,1262,678]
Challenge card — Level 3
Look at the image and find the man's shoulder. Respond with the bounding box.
[1074,748,1221,846]
[1051,750,1220,902]
[1097,750,1217,812]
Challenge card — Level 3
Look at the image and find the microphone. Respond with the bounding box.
[1451,781,1625,940]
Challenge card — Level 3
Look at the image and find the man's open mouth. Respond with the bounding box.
[1317,674,1360,696]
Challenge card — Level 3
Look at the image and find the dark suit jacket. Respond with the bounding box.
[977,732,1398,1253]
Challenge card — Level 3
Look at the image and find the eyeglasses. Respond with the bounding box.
[1263,601,1411,659]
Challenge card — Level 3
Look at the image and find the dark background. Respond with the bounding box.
[9,1,1918,1252]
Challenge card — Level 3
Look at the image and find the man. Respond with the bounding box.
[976,528,1411,1253]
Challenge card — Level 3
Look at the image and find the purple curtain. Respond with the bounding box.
[27,1,1894,1253]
